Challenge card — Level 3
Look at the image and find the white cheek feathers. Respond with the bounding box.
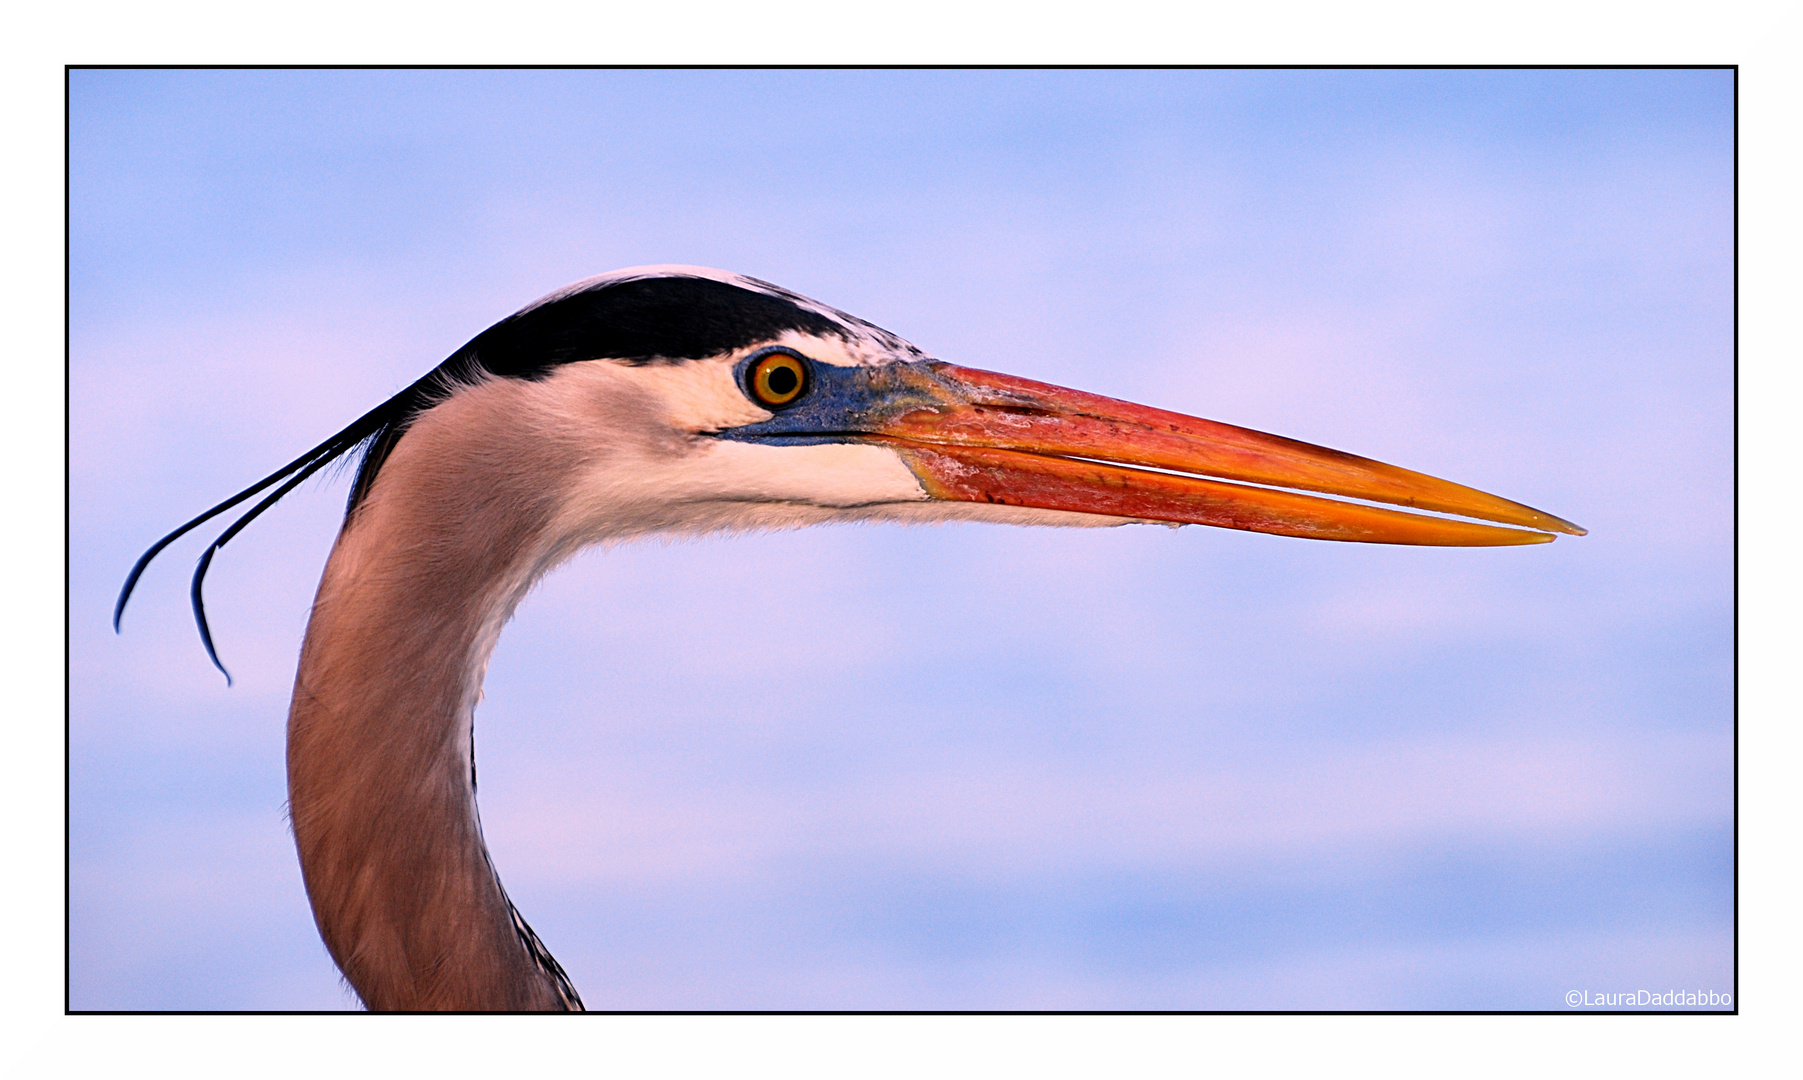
[628,359,774,434]
[681,440,931,508]
[555,439,932,544]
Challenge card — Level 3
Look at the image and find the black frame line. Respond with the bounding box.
[65,62,1740,1018]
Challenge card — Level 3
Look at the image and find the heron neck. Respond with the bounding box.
[285,382,584,1011]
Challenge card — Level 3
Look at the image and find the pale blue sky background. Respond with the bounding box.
[70,69,1732,1010]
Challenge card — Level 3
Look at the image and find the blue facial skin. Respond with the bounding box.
[713,348,968,446]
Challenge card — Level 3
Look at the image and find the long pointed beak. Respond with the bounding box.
[877,363,1584,546]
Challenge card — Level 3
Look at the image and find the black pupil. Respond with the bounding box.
[766,364,799,396]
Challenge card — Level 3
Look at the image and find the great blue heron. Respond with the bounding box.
[114,266,1583,1010]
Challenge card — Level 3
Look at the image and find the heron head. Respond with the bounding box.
[119,265,1583,681]
[517,267,1583,546]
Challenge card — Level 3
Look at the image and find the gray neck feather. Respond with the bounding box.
[286,379,586,1011]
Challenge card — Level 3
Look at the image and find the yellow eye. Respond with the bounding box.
[749,352,808,407]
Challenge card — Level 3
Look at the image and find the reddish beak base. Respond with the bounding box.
[878,364,1584,547]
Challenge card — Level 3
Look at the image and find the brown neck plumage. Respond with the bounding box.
[284,380,585,1011]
